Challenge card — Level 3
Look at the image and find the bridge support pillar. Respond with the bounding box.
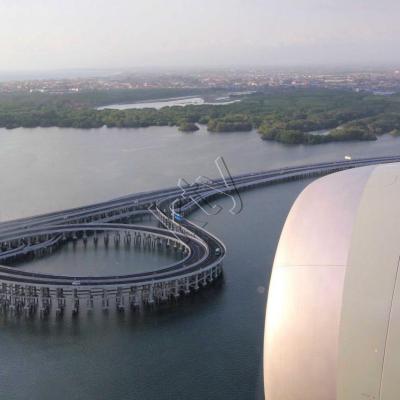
[184,278,190,295]
[148,284,154,305]
[56,288,65,317]
[102,289,109,311]
[174,281,180,299]
[116,288,124,312]
[87,290,94,311]
[72,289,79,316]
[39,287,51,318]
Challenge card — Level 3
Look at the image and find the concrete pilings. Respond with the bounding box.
[0,260,223,318]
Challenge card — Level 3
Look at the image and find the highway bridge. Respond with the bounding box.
[1,155,400,317]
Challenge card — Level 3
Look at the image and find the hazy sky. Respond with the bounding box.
[1,0,400,71]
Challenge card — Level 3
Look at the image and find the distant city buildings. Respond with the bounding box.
[1,67,400,94]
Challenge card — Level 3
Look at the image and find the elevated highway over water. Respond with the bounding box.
[1,155,399,317]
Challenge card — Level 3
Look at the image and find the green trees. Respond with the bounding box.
[328,127,377,141]
[178,121,199,132]
[1,87,400,145]
[207,114,253,132]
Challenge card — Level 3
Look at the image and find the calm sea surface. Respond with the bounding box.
[0,125,400,400]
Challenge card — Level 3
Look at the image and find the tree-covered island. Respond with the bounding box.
[178,121,199,132]
[1,87,400,144]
